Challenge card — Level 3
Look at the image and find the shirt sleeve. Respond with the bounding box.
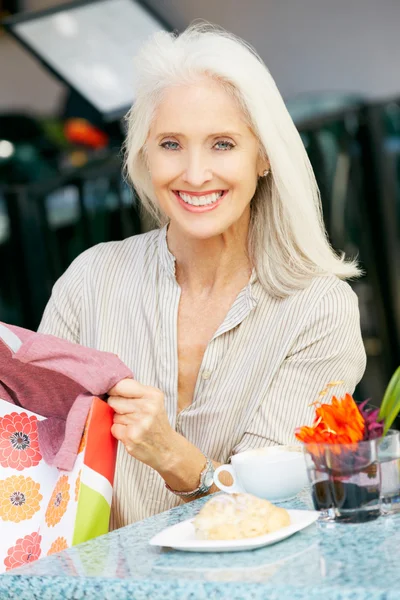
[38,247,95,343]
[231,280,367,455]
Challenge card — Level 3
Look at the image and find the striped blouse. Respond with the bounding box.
[38,225,366,528]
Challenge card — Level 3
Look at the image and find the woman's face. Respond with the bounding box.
[145,78,267,241]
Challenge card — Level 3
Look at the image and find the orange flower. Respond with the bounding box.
[75,471,81,502]
[0,475,42,522]
[4,532,42,571]
[47,537,68,556]
[45,475,70,527]
[295,394,365,445]
[0,412,42,470]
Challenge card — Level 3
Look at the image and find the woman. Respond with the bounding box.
[39,23,366,529]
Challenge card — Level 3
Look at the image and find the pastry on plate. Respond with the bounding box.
[193,492,290,540]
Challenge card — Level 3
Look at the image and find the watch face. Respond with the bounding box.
[204,470,214,488]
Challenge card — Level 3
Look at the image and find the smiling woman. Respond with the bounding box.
[38,21,366,530]
[143,77,265,242]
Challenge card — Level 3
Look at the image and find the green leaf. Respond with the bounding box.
[384,400,400,434]
[379,366,400,435]
[379,366,400,420]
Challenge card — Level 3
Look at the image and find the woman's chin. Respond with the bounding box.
[171,219,233,241]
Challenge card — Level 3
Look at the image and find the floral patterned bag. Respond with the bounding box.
[0,396,117,572]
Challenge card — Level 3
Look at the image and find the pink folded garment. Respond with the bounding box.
[0,321,133,471]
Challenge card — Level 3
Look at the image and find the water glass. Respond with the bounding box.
[303,439,381,523]
[378,429,400,515]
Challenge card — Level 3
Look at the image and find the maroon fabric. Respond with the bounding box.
[0,322,133,470]
[38,393,94,470]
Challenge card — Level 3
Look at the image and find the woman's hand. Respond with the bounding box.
[107,378,180,472]
[108,378,227,496]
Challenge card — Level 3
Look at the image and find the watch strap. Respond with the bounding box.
[165,456,215,498]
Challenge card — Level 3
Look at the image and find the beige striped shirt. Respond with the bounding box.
[38,225,366,528]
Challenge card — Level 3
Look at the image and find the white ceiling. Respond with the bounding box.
[2,0,399,115]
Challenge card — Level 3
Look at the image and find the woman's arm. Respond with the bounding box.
[232,281,367,454]
[38,247,94,341]
[108,378,227,501]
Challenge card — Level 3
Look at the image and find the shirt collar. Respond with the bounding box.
[157,224,259,309]
[158,225,177,279]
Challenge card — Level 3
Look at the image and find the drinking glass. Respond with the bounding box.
[378,429,400,515]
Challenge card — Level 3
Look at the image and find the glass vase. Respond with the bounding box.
[303,439,381,523]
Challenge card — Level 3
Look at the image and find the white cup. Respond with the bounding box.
[213,446,308,502]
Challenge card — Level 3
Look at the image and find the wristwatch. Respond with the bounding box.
[165,457,215,499]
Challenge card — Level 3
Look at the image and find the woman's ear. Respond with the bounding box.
[258,163,270,178]
[256,150,270,178]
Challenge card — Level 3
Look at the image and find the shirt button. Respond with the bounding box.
[202,370,211,380]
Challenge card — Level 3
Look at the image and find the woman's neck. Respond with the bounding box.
[166,218,252,296]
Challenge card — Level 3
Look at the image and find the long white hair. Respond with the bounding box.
[124,21,361,297]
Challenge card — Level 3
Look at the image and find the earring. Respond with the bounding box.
[263,169,269,177]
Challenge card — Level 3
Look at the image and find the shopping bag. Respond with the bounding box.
[0,396,117,572]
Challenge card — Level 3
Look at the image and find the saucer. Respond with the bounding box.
[149,509,318,553]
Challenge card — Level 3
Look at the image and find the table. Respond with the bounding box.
[1,491,400,600]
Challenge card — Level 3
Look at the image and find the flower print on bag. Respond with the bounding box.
[0,412,42,470]
[4,532,42,571]
[75,470,82,502]
[0,475,42,522]
[45,475,70,527]
[47,536,68,556]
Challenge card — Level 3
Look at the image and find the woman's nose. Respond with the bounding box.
[182,153,213,186]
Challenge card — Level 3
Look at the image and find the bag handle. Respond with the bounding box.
[0,323,22,353]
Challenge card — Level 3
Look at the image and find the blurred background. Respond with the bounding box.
[0,0,399,407]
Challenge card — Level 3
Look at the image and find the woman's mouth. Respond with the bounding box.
[173,190,228,213]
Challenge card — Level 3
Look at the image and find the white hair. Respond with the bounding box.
[124,21,361,297]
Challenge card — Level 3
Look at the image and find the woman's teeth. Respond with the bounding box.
[178,191,223,206]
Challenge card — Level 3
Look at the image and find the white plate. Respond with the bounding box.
[149,509,319,553]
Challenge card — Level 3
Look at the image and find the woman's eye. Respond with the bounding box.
[159,140,235,151]
[160,141,180,150]
[214,140,235,151]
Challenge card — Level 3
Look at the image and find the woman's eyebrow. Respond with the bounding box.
[155,131,243,140]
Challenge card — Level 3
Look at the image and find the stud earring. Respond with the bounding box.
[263,169,270,177]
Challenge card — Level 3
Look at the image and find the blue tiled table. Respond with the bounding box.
[1,490,400,600]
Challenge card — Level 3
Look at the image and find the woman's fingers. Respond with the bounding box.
[107,381,174,469]
[108,378,164,401]
[112,412,132,425]
[113,413,154,438]
[111,423,126,442]
[113,412,140,425]
[108,396,147,414]
[108,378,147,398]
